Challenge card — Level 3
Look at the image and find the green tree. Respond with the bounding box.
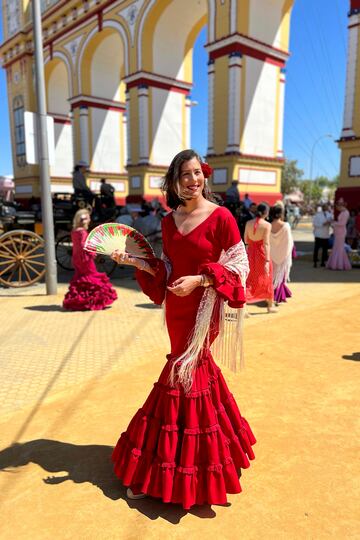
[281,159,304,195]
[299,180,322,205]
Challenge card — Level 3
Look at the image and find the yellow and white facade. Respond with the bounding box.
[337,0,360,208]
[1,0,294,204]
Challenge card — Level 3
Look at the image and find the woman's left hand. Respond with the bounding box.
[167,275,201,297]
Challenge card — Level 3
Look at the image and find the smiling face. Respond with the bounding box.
[179,157,205,200]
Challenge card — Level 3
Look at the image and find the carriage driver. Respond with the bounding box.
[72,161,95,204]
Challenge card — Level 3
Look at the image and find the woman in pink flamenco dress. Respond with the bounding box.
[326,200,352,271]
[111,150,256,510]
[63,209,117,311]
[245,203,277,313]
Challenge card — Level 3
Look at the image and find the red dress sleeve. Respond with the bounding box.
[135,218,169,305]
[199,209,246,308]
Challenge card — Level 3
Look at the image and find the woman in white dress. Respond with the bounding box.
[270,205,294,304]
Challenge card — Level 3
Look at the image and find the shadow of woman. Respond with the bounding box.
[24,305,65,312]
[0,439,219,523]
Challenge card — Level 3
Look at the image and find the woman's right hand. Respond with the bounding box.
[264,261,270,275]
[111,250,137,267]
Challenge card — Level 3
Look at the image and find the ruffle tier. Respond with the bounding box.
[112,353,256,509]
[63,272,117,311]
[274,281,292,304]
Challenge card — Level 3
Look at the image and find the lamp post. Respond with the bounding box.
[309,134,333,203]
[31,0,57,294]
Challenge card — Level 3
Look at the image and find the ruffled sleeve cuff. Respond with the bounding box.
[135,258,167,305]
[199,262,246,308]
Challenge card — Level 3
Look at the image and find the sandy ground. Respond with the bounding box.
[0,226,359,539]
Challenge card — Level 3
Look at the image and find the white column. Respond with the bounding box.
[185,95,192,148]
[125,90,131,165]
[122,114,128,170]
[138,85,149,163]
[277,68,286,157]
[208,0,216,42]
[230,0,237,34]
[341,16,359,138]
[79,105,90,164]
[70,110,76,167]
[207,59,215,155]
[226,52,242,153]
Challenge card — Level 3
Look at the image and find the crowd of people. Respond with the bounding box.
[312,199,357,270]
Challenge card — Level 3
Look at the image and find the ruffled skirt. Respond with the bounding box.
[274,279,292,304]
[63,271,117,311]
[112,352,256,509]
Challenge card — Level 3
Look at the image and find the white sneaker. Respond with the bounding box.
[126,487,146,500]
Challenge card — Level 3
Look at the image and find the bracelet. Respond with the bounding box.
[200,274,210,287]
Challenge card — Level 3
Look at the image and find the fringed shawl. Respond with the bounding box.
[270,222,293,289]
[163,241,249,393]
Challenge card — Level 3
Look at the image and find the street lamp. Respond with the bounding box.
[309,134,333,202]
[31,0,57,294]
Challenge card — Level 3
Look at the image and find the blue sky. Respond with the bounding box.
[0,0,348,180]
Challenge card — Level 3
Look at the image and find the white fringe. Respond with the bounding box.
[169,240,249,393]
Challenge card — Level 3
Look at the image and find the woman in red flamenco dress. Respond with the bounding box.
[111,150,256,510]
[245,203,277,314]
[63,209,117,311]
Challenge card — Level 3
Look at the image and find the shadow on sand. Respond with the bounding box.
[24,305,65,312]
[342,352,360,362]
[0,439,219,523]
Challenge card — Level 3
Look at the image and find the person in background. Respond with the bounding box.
[245,203,277,313]
[225,180,241,217]
[326,199,352,271]
[312,203,333,268]
[269,205,294,304]
[346,210,357,249]
[238,202,257,238]
[72,161,94,204]
[100,178,116,208]
[243,193,253,210]
[115,204,142,227]
[225,180,240,205]
[291,204,301,229]
[355,207,360,249]
[63,208,117,311]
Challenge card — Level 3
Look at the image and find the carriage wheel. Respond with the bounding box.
[94,254,117,276]
[55,234,116,276]
[56,234,74,271]
[0,230,45,288]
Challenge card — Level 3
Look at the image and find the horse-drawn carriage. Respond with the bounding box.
[0,182,118,288]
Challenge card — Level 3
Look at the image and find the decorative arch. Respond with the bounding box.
[44,51,73,98]
[77,19,130,93]
[44,55,74,178]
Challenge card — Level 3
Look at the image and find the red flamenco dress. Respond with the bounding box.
[63,228,117,311]
[246,219,274,304]
[112,206,256,509]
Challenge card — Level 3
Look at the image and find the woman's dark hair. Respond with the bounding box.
[255,203,269,218]
[269,205,283,221]
[162,149,213,209]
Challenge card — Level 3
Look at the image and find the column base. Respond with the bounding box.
[126,163,168,206]
[207,153,284,205]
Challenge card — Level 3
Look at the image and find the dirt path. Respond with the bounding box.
[0,262,359,539]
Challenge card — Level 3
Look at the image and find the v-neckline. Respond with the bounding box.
[171,206,220,237]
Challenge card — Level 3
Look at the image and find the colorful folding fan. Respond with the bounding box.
[84,223,155,259]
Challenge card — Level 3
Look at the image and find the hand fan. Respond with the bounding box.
[84,223,155,259]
